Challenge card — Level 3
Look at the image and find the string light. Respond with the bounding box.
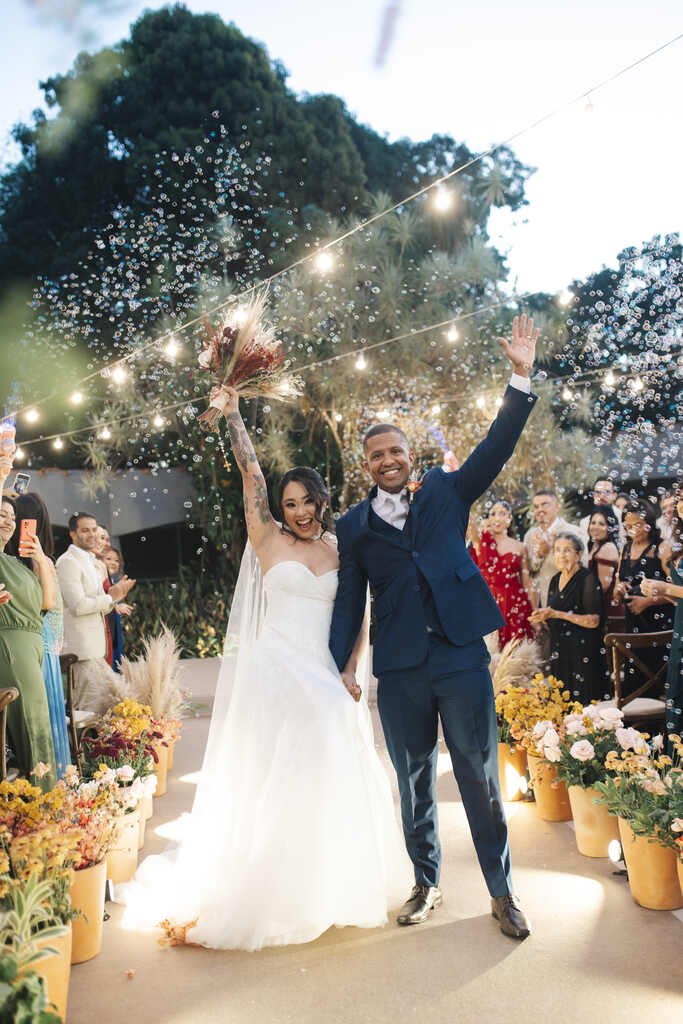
[164,338,179,360]
[231,308,248,326]
[14,447,25,461]
[377,409,391,419]
[6,31,683,425]
[111,366,127,385]
[432,404,441,415]
[25,408,39,423]
[495,397,503,408]
[70,391,84,405]
[98,427,112,440]
[152,414,164,428]
[476,396,486,409]
[355,355,367,371]
[604,370,616,387]
[630,377,644,392]
[446,326,459,342]
[558,289,573,306]
[335,413,343,422]
[562,387,573,401]
[53,437,64,450]
[314,252,334,273]
[433,189,454,212]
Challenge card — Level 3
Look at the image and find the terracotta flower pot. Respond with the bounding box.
[567,785,619,857]
[153,743,168,797]
[138,810,146,850]
[70,858,107,964]
[527,753,572,822]
[617,818,683,911]
[106,809,140,885]
[30,923,72,1020]
[497,742,528,802]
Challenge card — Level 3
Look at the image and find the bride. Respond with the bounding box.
[116,385,410,950]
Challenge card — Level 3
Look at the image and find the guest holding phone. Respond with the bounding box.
[7,492,71,778]
[0,495,57,789]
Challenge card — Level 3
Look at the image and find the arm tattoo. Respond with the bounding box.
[225,412,273,530]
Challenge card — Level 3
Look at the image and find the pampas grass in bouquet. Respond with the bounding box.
[113,626,188,720]
[196,289,303,431]
[491,637,542,697]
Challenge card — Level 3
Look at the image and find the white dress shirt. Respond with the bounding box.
[372,374,531,531]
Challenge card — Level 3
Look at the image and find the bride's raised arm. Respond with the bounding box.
[211,385,277,549]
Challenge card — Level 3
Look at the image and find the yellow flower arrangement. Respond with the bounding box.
[495,673,581,753]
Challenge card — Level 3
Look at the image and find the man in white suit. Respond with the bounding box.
[524,490,584,606]
[56,513,135,711]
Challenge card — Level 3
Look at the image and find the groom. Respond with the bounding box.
[329,315,538,940]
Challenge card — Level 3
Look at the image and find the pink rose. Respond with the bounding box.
[570,740,595,762]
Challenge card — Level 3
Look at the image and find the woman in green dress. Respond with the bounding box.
[0,495,57,791]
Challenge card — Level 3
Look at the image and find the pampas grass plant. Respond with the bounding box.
[491,637,542,696]
[113,625,186,719]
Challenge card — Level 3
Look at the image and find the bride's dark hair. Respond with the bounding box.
[277,467,335,538]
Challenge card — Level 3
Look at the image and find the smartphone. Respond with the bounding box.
[19,518,37,550]
[13,472,31,496]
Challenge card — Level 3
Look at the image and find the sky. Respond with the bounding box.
[2,0,682,295]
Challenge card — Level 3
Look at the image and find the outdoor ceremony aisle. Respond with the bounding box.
[67,659,682,1024]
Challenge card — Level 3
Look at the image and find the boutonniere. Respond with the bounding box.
[406,479,423,505]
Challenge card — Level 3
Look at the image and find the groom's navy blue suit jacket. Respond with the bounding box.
[330,385,537,676]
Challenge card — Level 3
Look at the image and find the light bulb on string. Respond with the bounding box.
[476,396,485,409]
[558,289,573,306]
[111,366,127,385]
[164,337,180,360]
[495,397,503,409]
[70,391,84,405]
[14,447,25,461]
[584,95,594,114]
[604,370,616,387]
[335,413,343,423]
[355,355,367,371]
[231,307,248,326]
[433,189,454,212]
[432,404,441,415]
[377,409,391,420]
[314,251,334,273]
[98,427,112,441]
[630,377,644,392]
[447,326,458,342]
[562,387,573,401]
[25,408,39,423]
[153,414,164,429]
[53,437,64,450]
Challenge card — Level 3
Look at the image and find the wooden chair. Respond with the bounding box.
[0,687,19,781]
[60,653,98,759]
[602,630,672,732]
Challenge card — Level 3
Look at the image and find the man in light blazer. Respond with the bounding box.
[56,512,135,711]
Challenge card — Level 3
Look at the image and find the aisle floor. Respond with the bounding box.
[68,659,683,1024]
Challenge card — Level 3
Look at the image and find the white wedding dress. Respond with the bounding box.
[116,556,410,951]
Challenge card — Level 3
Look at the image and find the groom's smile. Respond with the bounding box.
[363,427,414,494]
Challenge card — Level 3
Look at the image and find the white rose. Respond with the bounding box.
[615,727,643,751]
[583,705,601,721]
[116,765,135,782]
[532,720,553,740]
[566,719,588,737]
[79,781,98,800]
[671,818,683,833]
[651,734,664,752]
[570,740,596,762]
[544,745,562,763]
[198,346,214,368]
[596,708,624,730]
[542,727,560,748]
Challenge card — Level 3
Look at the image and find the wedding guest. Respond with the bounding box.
[56,513,135,711]
[469,500,536,649]
[530,533,607,704]
[523,489,583,606]
[6,492,71,778]
[656,490,676,546]
[641,489,683,751]
[579,478,625,548]
[614,499,674,697]
[586,509,623,627]
[614,493,630,514]
[0,495,57,790]
[102,546,129,671]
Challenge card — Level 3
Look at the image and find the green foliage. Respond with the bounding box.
[0,874,66,971]
[122,566,230,660]
[0,954,62,1024]
[553,732,622,790]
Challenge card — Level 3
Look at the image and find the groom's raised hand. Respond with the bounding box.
[498,313,539,378]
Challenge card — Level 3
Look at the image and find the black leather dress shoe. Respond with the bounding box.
[396,885,443,925]
[491,894,531,939]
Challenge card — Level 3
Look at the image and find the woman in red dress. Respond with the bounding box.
[469,500,536,648]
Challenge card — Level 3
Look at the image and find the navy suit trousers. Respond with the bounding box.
[377,635,513,897]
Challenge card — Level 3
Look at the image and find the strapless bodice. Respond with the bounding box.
[261,560,338,655]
